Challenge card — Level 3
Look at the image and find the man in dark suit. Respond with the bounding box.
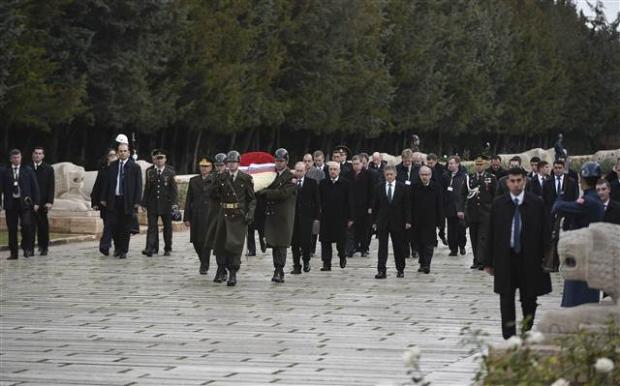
[484,167,552,339]
[318,162,353,271]
[411,166,444,274]
[257,148,297,283]
[426,153,445,183]
[141,149,178,257]
[2,149,40,259]
[527,157,540,180]
[290,161,320,274]
[184,157,215,274]
[396,148,419,258]
[607,159,620,202]
[442,155,467,256]
[30,146,55,255]
[487,155,507,179]
[463,156,497,269]
[372,165,410,278]
[596,179,620,224]
[543,159,579,218]
[100,143,143,259]
[344,155,374,257]
[368,152,387,175]
[91,148,118,256]
[529,160,549,197]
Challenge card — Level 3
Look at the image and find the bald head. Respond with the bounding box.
[327,161,340,179]
[419,165,432,185]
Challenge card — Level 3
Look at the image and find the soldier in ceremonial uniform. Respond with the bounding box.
[207,151,256,286]
[462,155,497,270]
[141,149,178,257]
[206,153,229,282]
[184,157,215,274]
[256,148,297,283]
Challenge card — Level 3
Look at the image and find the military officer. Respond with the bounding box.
[141,149,178,257]
[207,151,256,286]
[256,148,297,283]
[206,153,229,282]
[184,157,215,275]
[462,155,497,269]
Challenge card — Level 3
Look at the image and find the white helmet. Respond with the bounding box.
[115,134,129,144]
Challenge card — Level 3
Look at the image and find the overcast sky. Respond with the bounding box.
[575,0,620,23]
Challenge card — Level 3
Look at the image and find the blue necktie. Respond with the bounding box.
[512,198,521,253]
[388,183,393,203]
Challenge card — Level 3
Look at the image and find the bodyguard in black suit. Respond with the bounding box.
[141,149,178,256]
[442,156,467,256]
[100,143,143,259]
[372,165,410,278]
[411,166,444,274]
[290,161,320,274]
[2,149,40,259]
[596,179,620,225]
[528,160,549,197]
[484,168,551,339]
[344,156,374,257]
[543,160,579,228]
[30,147,55,255]
[91,148,118,256]
[319,162,353,271]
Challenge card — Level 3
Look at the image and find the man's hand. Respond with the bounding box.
[100,201,107,207]
[33,205,40,212]
[484,267,494,276]
[405,223,411,229]
[45,203,53,210]
[457,211,465,220]
[347,220,354,228]
[92,205,99,211]
[367,208,372,214]
[576,197,585,205]
[184,221,190,227]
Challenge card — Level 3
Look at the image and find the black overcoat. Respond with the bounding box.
[483,192,552,297]
[184,174,214,246]
[411,181,444,245]
[319,177,352,243]
[291,177,320,247]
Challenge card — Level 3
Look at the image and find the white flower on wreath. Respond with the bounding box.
[403,346,421,368]
[550,378,570,386]
[525,330,545,345]
[505,336,522,349]
[594,357,614,373]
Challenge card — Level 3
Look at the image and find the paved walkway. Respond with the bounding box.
[0,230,563,385]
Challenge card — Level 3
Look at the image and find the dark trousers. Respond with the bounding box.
[32,208,50,251]
[5,198,33,255]
[146,210,172,252]
[403,228,417,258]
[321,238,345,265]
[499,251,538,339]
[291,242,311,269]
[216,253,240,272]
[377,229,405,273]
[354,214,371,252]
[247,225,266,254]
[311,234,318,255]
[447,216,466,252]
[272,247,287,269]
[192,242,211,270]
[99,211,113,252]
[417,242,435,268]
[109,197,132,254]
[469,220,487,265]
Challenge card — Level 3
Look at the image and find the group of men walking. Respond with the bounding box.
[3,139,620,340]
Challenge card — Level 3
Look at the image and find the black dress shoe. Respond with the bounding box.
[339,258,347,269]
[199,264,208,275]
[478,265,485,271]
[396,271,404,278]
[213,269,223,283]
[246,252,256,257]
[448,251,457,256]
[290,267,302,275]
[423,267,430,274]
[7,254,18,260]
[119,253,127,259]
[470,264,478,269]
[164,250,171,256]
[113,250,121,257]
[141,249,149,255]
[227,271,237,286]
[303,262,311,272]
[375,271,387,279]
[320,265,331,271]
[40,249,48,256]
[278,269,285,283]
[459,246,466,255]
[24,250,33,258]
[99,248,110,256]
[361,252,368,257]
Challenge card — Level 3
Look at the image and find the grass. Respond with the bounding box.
[0,230,79,247]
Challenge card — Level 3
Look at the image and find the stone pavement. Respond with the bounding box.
[0,230,564,385]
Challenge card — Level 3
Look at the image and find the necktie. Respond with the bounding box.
[118,161,124,194]
[12,167,20,196]
[13,167,18,180]
[512,198,521,253]
[556,176,561,195]
[388,183,393,203]
[298,179,302,190]
[158,169,162,178]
